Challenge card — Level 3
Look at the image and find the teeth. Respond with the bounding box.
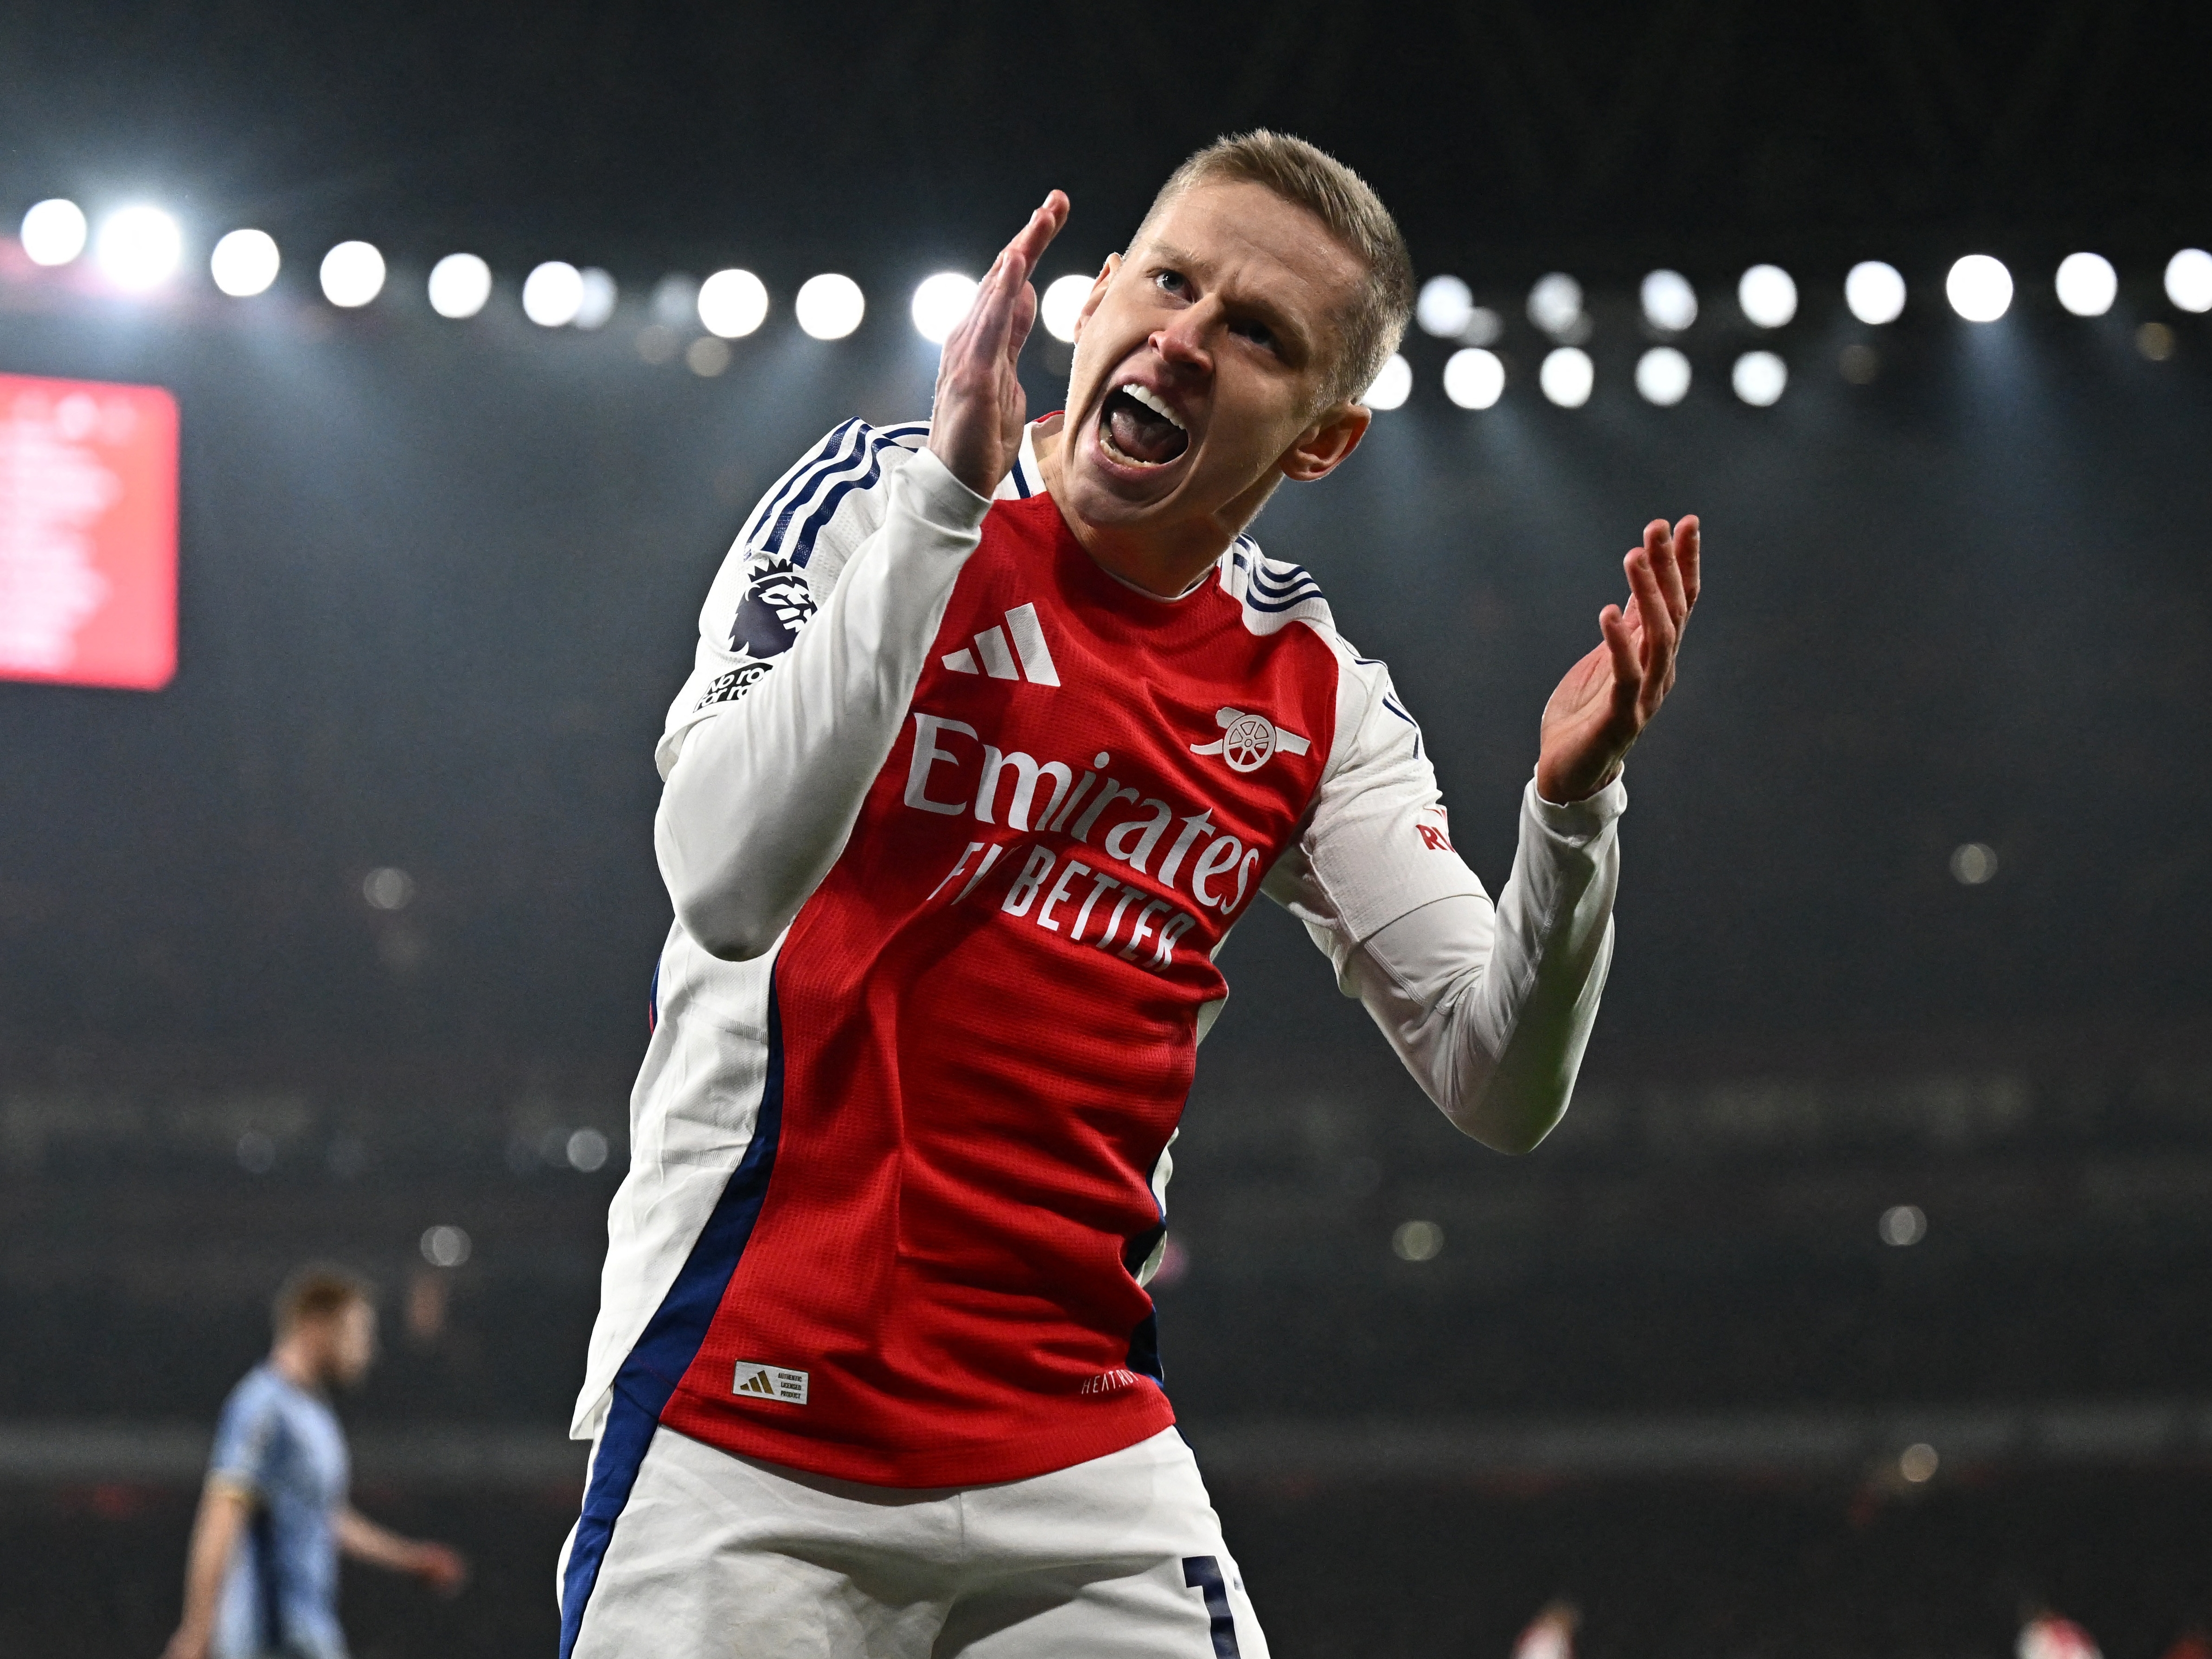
[1118,382,1185,430]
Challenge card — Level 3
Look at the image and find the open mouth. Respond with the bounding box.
[1098,383,1189,468]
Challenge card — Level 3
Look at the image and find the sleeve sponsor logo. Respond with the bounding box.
[696,661,773,710]
[695,555,816,712]
[728,555,817,660]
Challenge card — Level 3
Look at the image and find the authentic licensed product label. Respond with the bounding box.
[732,1362,810,1404]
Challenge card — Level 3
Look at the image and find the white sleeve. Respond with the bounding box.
[1264,656,1624,1152]
[654,446,992,960]
[656,418,933,779]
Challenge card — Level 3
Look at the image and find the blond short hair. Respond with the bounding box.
[273,1263,373,1336]
[1137,130,1415,408]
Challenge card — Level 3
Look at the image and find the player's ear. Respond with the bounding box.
[1280,401,1371,484]
[1069,254,1118,345]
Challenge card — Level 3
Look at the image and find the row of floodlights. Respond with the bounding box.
[19,200,2207,394]
[13,199,1105,345]
[1414,250,2212,342]
[1358,344,1788,412]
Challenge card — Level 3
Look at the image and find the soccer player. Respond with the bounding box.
[563,132,1697,1656]
[162,1265,467,1659]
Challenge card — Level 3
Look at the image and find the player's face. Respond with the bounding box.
[327,1301,378,1386]
[1056,181,1371,536]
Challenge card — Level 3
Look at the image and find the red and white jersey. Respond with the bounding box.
[572,419,1622,1491]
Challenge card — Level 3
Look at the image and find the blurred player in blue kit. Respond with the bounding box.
[161,1265,467,1659]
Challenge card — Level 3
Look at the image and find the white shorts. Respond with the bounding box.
[557,1423,1268,1659]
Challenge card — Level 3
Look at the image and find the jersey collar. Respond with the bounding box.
[995,420,1045,502]
[1001,417,1222,604]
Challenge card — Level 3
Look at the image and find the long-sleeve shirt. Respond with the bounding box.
[571,418,1623,1493]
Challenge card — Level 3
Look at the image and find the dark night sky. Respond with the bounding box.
[3,1,2208,287]
[2,0,2210,1083]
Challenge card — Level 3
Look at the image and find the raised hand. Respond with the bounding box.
[927,191,1070,497]
[1535,516,1700,804]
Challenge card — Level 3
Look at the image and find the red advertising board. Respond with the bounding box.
[0,371,179,690]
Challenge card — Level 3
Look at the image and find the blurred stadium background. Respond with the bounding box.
[4,2,2211,1654]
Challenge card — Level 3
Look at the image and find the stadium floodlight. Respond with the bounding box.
[1362,352,1412,410]
[1732,350,1788,406]
[95,205,183,291]
[1640,270,1698,332]
[1738,264,1797,328]
[209,228,280,297]
[428,253,492,319]
[1417,275,1476,339]
[796,274,865,339]
[1527,273,1583,337]
[1950,842,1998,885]
[20,198,88,266]
[575,268,617,330]
[1844,261,1906,325]
[523,261,585,327]
[911,272,979,344]
[420,1225,472,1268]
[2167,248,2212,313]
[1442,347,1505,409]
[320,241,386,308]
[697,268,768,338]
[1539,346,1594,408]
[1041,273,1092,343]
[1635,346,1692,406]
[1946,254,2013,322]
[2054,252,2117,318]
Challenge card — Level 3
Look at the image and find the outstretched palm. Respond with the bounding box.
[927,191,1069,497]
[1535,517,1701,804]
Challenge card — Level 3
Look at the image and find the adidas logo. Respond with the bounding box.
[943,602,1060,686]
[731,1361,810,1405]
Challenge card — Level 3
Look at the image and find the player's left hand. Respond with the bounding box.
[1535,516,1700,803]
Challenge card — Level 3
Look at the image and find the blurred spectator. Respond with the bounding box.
[2020,1609,2103,1659]
[1514,1599,1581,1659]
[159,1265,466,1659]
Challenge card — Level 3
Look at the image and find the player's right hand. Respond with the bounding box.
[412,1539,470,1595]
[927,191,1069,498]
